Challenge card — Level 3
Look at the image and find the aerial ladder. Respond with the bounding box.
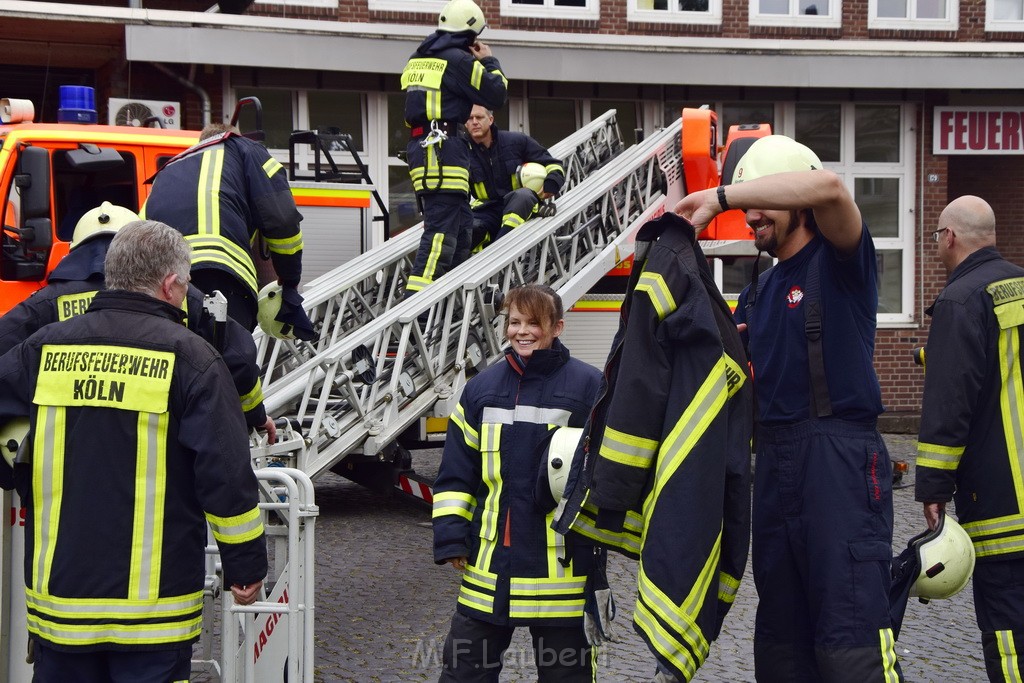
[252,115,688,498]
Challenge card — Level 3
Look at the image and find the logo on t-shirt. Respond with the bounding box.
[786,286,804,309]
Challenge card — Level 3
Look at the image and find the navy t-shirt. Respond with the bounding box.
[734,227,883,425]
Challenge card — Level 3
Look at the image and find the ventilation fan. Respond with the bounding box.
[114,101,155,128]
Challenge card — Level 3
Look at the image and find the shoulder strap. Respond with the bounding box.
[804,247,832,418]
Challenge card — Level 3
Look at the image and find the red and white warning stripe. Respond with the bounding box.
[396,473,433,505]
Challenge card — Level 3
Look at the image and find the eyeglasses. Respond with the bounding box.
[931,227,951,243]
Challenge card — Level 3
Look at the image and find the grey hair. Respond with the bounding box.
[104,220,192,296]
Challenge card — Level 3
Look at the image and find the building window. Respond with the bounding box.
[627,0,721,25]
[986,0,1024,29]
[749,0,842,27]
[366,0,446,13]
[500,0,600,21]
[255,0,338,6]
[868,0,958,29]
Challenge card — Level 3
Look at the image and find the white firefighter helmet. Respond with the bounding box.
[437,0,486,34]
[0,417,29,468]
[731,135,822,185]
[256,282,294,340]
[547,427,583,501]
[71,202,139,250]
[909,512,976,601]
[517,162,547,195]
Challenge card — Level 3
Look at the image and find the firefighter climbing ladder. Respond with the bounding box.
[253,108,626,390]
[255,115,685,483]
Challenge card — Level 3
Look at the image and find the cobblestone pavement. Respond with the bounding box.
[297,433,986,682]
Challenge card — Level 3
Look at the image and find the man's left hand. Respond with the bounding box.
[231,581,263,605]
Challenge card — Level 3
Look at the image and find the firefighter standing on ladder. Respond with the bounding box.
[676,135,902,682]
[0,221,267,682]
[142,123,313,339]
[400,0,508,297]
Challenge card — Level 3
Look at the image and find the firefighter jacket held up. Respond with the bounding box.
[916,246,1024,562]
[554,212,753,683]
[433,338,601,626]
[0,290,268,652]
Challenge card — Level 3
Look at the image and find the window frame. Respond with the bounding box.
[254,0,338,6]
[748,0,842,28]
[985,0,1024,30]
[499,0,601,22]
[365,0,447,13]
[627,0,722,25]
[867,0,958,30]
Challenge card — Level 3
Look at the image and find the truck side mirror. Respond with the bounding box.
[65,144,125,172]
[16,145,50,220]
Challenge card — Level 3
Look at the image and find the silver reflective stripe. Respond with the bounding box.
[570,512,641,556]
[639,570,709,660]
[996,630,1021,683]
[963,515,1024,537]
[655,368,727,487]
[510,578,586,594]
[1000,328,1024,493]
[482,405,572,426]
[915,446,961,466]
[509,600,585,616]
[634,600,699,680]
[208,512,263,540]
[458,586,494,611]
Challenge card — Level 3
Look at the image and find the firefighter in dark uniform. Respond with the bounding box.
[432,284,602,682]
[554,212,753,683]
[916,195,1024,683]
[142,123,312,338]
[0,203,276,442]
[401,0,508,296]
[466,105,565,252]
[0,220,267,683]
[676,135,902,682]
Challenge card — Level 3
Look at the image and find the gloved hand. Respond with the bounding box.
[536,198,557,218]
[275,286,316,341]
[583,548,616,647]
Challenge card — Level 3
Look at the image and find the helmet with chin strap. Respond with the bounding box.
[437,0,487,34]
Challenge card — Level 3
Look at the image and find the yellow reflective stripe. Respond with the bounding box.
[205,507,264,544]
[27,613,202,647]
[645,356,729,519]
[457,584,495,614]
[26,589,203,619]
[636,271,677,321]
[476,424,502,571]
[718,571,740,604]
[915,442,965,471]
[451,403,480,450]
[510,576,586,594]
[420,232,447,283]
[130,412,167,601]
[472,182,488,201]
[240,380,264,413]
[962,514,1024,537]
[997,326,1024,515]
[197,148,224,236]
[492,68,509,89]
[262,156,283,179]
[988,278,1024,329]
[263,233,304,255]
[55,291,97,321]
[470,61,485,90]
[544,163,564,176]
[996,630,1021,681]
[463,565,497,590]
[546,509,568,578]
[634,598,699,681]
[599,426,658,469]
[501,213,526,230]
[509,599,586,619]
[33,405,65,593]
[723,354,746,398]
[880,628,900,682]
[432,491,476,521]
[406,276,430,292]
[426,90,442,121]
[184,235,259,293]
[974,533,1024,558]
[638,559,710,666]
[569,506,642,558]
[409,166,471,182]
